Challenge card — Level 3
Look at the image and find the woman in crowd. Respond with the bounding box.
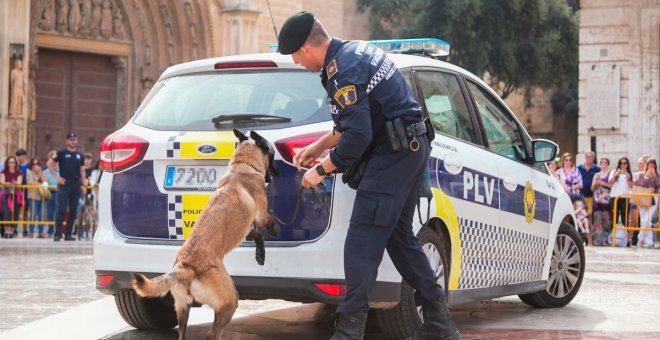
[591,156,612,245]
[557,152,583,200]
[608,156,633,245]
[634,159,660,248]
[547,158,560,181]
[26,157,49,238]
[43,150,59,237]
[1,156,24,238]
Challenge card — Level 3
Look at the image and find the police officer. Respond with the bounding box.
[47,132,88,241]
[279,11,459,340]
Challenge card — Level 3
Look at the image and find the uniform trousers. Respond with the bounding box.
[336,135,445,314]
[55,182,82,237]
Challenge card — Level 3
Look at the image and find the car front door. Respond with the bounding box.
[465,80,553,286]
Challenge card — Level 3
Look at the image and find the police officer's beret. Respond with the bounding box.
[278,11,316,55]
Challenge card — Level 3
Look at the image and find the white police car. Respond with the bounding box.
[94,38,583,338]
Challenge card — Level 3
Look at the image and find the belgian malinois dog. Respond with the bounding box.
[132,129,279,340]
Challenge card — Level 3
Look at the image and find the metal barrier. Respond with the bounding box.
[1,184,97,237]
[611,192,660,247]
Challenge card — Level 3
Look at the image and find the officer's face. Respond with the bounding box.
[292,46,322,72]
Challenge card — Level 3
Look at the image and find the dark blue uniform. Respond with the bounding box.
[322,38,445,314]
[53,149,84,239]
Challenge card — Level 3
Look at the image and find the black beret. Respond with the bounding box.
[278,11,316,55]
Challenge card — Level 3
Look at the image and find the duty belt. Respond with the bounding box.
[385,118,427,152]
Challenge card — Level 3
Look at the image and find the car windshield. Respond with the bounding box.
[133,69,330,130]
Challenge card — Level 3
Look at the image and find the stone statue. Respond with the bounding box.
[39,0,56,31]
[100,0,112,38]
[68,0,81,35]
[90,0,102,37]
[56,0,69,34]
[79,0,93,36]
[113,7,125,39]
[9,59,26,117]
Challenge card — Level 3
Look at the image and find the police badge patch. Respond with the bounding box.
[523,181,536,224]
[327,59,338,79]
[334,85,357,109]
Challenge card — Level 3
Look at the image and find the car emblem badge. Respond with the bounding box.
[197,144,217,155]
[523,181,536,224]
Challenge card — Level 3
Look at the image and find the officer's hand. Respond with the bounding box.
[301,167,324,189]
[293,144,322,171]
[56,176,65,185]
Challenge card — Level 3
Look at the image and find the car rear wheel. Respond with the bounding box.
[115,289,178,330]
[519,222,585,308]
[374,226,449,339]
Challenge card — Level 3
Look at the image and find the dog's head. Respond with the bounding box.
[233,129,279,183]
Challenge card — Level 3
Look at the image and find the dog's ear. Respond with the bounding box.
[234,129,249,142]
[250,131,270,154]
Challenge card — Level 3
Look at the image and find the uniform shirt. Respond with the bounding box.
[53,149,84,182]
[321,38,423,172]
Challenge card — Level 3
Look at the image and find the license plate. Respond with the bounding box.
[164,166,226,191]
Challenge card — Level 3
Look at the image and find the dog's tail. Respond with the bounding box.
[131,265,195,297]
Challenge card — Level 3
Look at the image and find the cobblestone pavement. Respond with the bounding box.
[1,238,660,339]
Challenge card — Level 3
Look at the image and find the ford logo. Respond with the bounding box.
[197,144,217,155]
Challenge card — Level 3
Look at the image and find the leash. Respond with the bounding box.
[269,181,329,226]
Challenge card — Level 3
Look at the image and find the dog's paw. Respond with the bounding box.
[265,216,277,236]
[255,246,265,266]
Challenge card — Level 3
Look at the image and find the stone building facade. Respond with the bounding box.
[0,0,369,160]
[578,0,660,163]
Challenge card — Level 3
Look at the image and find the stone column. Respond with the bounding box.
[220,1,261,56]
[1,0,31,159]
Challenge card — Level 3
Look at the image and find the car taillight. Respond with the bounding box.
[275,132,331,166]
[97,274,114,287]
[214,61,278,69]
[313,283,347,297]
[99,132,149,173]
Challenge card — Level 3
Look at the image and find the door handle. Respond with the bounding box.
[502,176,518,191]
[443,155,463,175]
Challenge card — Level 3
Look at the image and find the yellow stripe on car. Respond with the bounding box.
[432,187,462,290]
[179,131,236,159]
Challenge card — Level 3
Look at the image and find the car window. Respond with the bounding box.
[133,70,329,130]
[416,71,477,143]
[466,81,526,162]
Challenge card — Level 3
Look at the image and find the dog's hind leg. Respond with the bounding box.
[171,283,193,340]
[196,267,238,340]
[248,229,265,265]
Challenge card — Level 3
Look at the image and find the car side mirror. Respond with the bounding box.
[532,139,558,163]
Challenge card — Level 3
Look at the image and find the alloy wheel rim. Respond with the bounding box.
[546,234,581,298]
[417,242,445,320]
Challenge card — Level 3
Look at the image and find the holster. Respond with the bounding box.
[385,117,428,152]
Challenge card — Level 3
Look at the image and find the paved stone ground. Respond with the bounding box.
[1,238,660,339]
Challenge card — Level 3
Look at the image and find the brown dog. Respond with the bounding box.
[132,129,278,340]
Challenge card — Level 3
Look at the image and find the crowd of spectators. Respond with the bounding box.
[0,147,100,240]
[550,151,660,248]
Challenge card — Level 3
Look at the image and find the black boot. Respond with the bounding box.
[407,297,460,340]
[330,311,367,340]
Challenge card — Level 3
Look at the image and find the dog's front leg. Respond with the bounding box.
[254,193,277,236]
[248,229,266,265]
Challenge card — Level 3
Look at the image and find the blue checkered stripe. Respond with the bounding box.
[168,194,184,240]
[166,132,185,158]
[457,218,547,289]
[366,56,394,93]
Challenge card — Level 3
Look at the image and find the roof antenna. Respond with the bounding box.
[266,0,279,52]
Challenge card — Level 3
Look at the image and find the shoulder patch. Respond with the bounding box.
[334,85,357,109]
[327,59,338,79]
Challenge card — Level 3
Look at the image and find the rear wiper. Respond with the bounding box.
[212,113,291,125]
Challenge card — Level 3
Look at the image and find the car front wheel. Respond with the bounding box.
[519,221,585,308]
[115,289,178,330]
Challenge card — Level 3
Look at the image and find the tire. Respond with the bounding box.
[519,222,585,308]
[115,289,178,330]
[375,226,450,340]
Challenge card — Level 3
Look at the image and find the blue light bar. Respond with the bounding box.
[368,38,450,57]
[268,38,450,57]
